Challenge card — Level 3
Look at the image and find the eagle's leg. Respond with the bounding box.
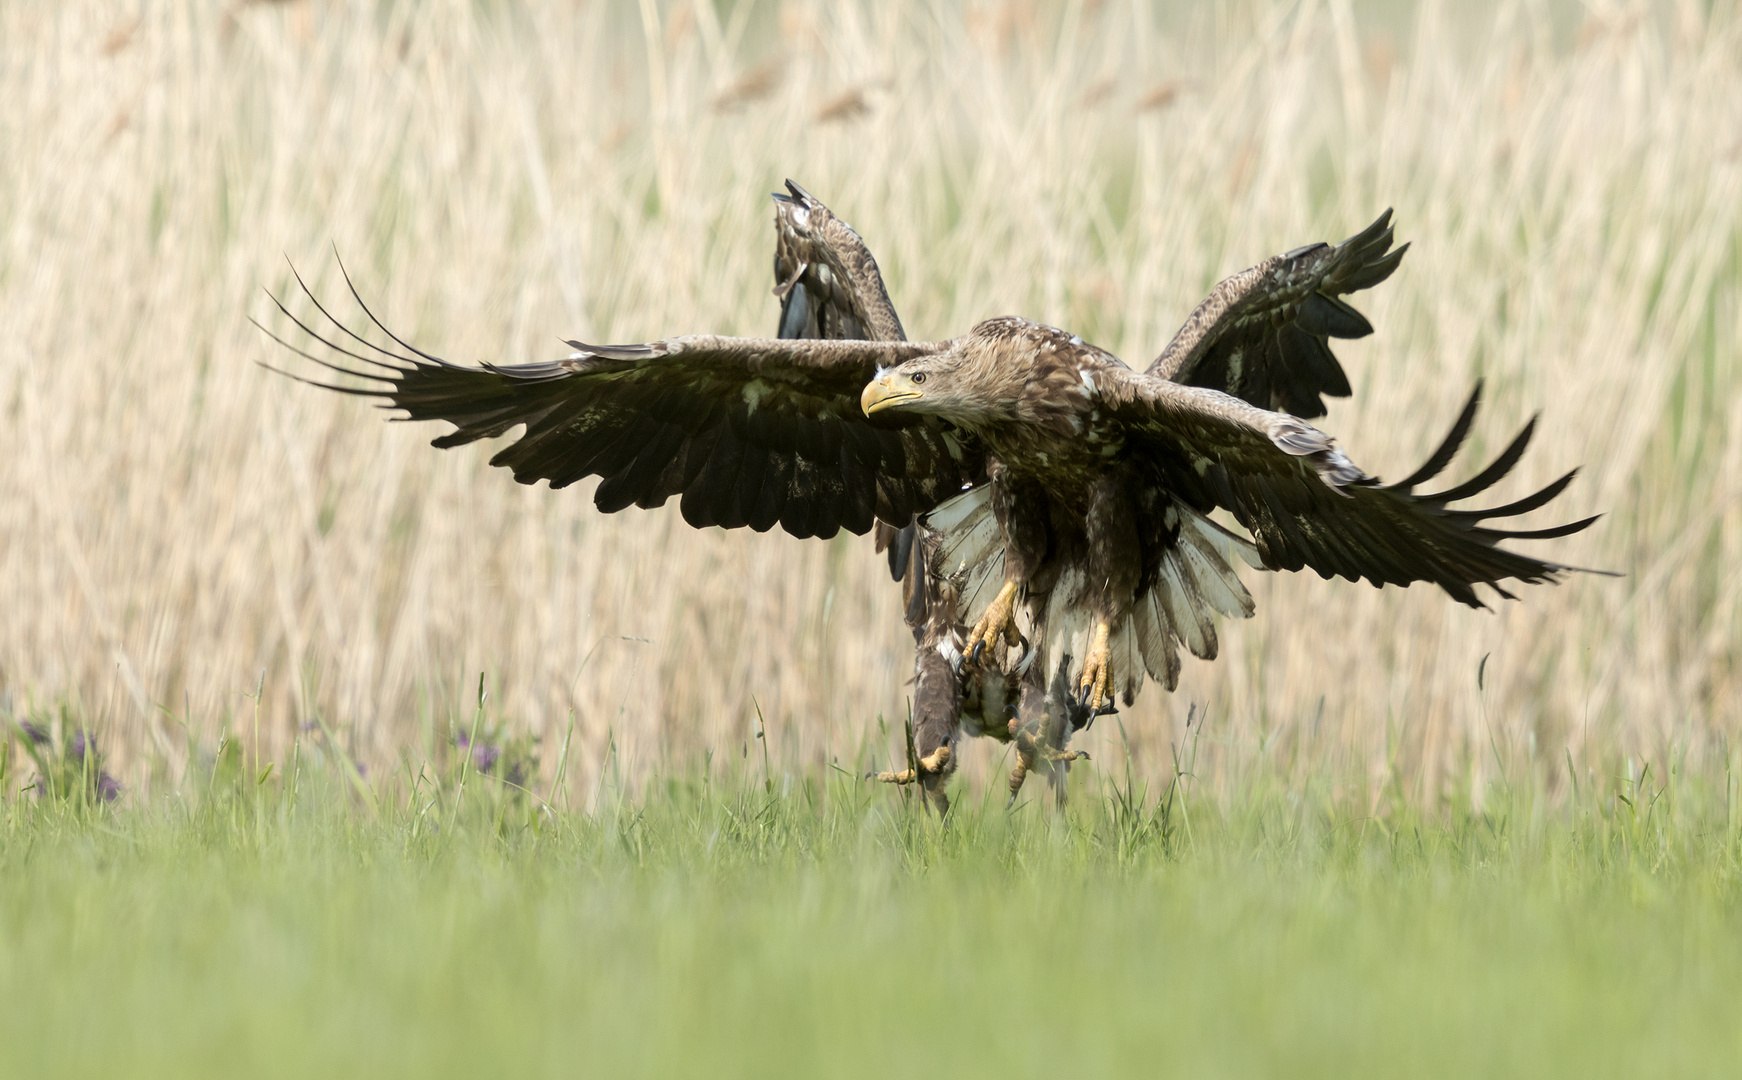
[964,579,1023,661]
[1078,475,1141,715]
[971,461,1044,663]
[1077,621,1113,712]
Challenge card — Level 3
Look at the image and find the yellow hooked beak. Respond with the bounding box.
[861,374,923,416]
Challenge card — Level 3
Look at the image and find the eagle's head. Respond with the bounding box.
[859,351,1011,424]
[860,361,937,416]
[861,319,1078,425]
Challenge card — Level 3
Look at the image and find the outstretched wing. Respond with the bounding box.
[259,270,981,540]
[1148,211,1407,419]
[772,179,906,343]
[1101,368,1601,608]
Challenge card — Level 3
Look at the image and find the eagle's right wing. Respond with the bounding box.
[1147,211,1407,419]
[259,269,981,540]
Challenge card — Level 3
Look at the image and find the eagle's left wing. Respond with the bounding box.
[1100,368,1601,608]
[1147,211,1407,419]
[772,180,906,343]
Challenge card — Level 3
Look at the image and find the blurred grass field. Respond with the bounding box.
[3,745,1740,1079]
[4,1,1742,1074]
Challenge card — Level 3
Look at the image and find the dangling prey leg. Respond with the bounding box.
[1005,741,1090,806]
[1004,719,1089,807]
[965,580,1024,661]
[870,745,953,783]
[867,721,954,815]
[1005,650,1091,806]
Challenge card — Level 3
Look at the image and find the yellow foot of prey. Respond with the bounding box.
[869,744,953,786]
[1005,728,1090,805]
[1077,621,1113,711]
[869,740,954,815]
[965,580,1024,661]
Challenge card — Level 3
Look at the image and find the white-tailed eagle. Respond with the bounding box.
[261,183,1599,807]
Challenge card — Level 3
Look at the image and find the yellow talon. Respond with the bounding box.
[965,580,1023,660]
[1078,621,1112,712]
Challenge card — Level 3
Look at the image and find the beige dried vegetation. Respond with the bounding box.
[1,0,1734,807]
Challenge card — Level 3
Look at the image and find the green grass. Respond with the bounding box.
[4,744,1740,1079]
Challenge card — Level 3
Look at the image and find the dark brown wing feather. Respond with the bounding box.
[258,268,980,541]
[1101,369,1600,608]
[1148,210,1408,418]
[773,180,906,343]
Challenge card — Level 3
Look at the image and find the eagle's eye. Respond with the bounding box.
[911,372,927,385]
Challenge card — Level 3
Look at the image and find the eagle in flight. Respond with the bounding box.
[263,182,1599,809]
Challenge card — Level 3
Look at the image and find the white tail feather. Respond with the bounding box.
[1132,590,1170,681]
[1178,532,1255,618]
[927,491,987,536]
[1147,590,1183,690]
[1171,556,1221,659]
[1190,512,1263,570]
[1112,614,1142,703]
[924,486,1009,615]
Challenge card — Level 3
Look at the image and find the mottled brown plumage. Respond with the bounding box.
[261,186,1601,805]
[858,316,1596,713]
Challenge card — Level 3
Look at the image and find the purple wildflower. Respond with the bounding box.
[455,731,471,748]
[19,721,49,745]
[472,742,501,774]
[69,732,91,760]
[96,772,121,803]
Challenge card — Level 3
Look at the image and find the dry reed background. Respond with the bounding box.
[0,0,1735,807]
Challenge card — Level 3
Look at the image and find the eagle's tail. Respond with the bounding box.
[923,487,1261,707]
[1125,507,1261,694]
[1042,504,1261,706]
